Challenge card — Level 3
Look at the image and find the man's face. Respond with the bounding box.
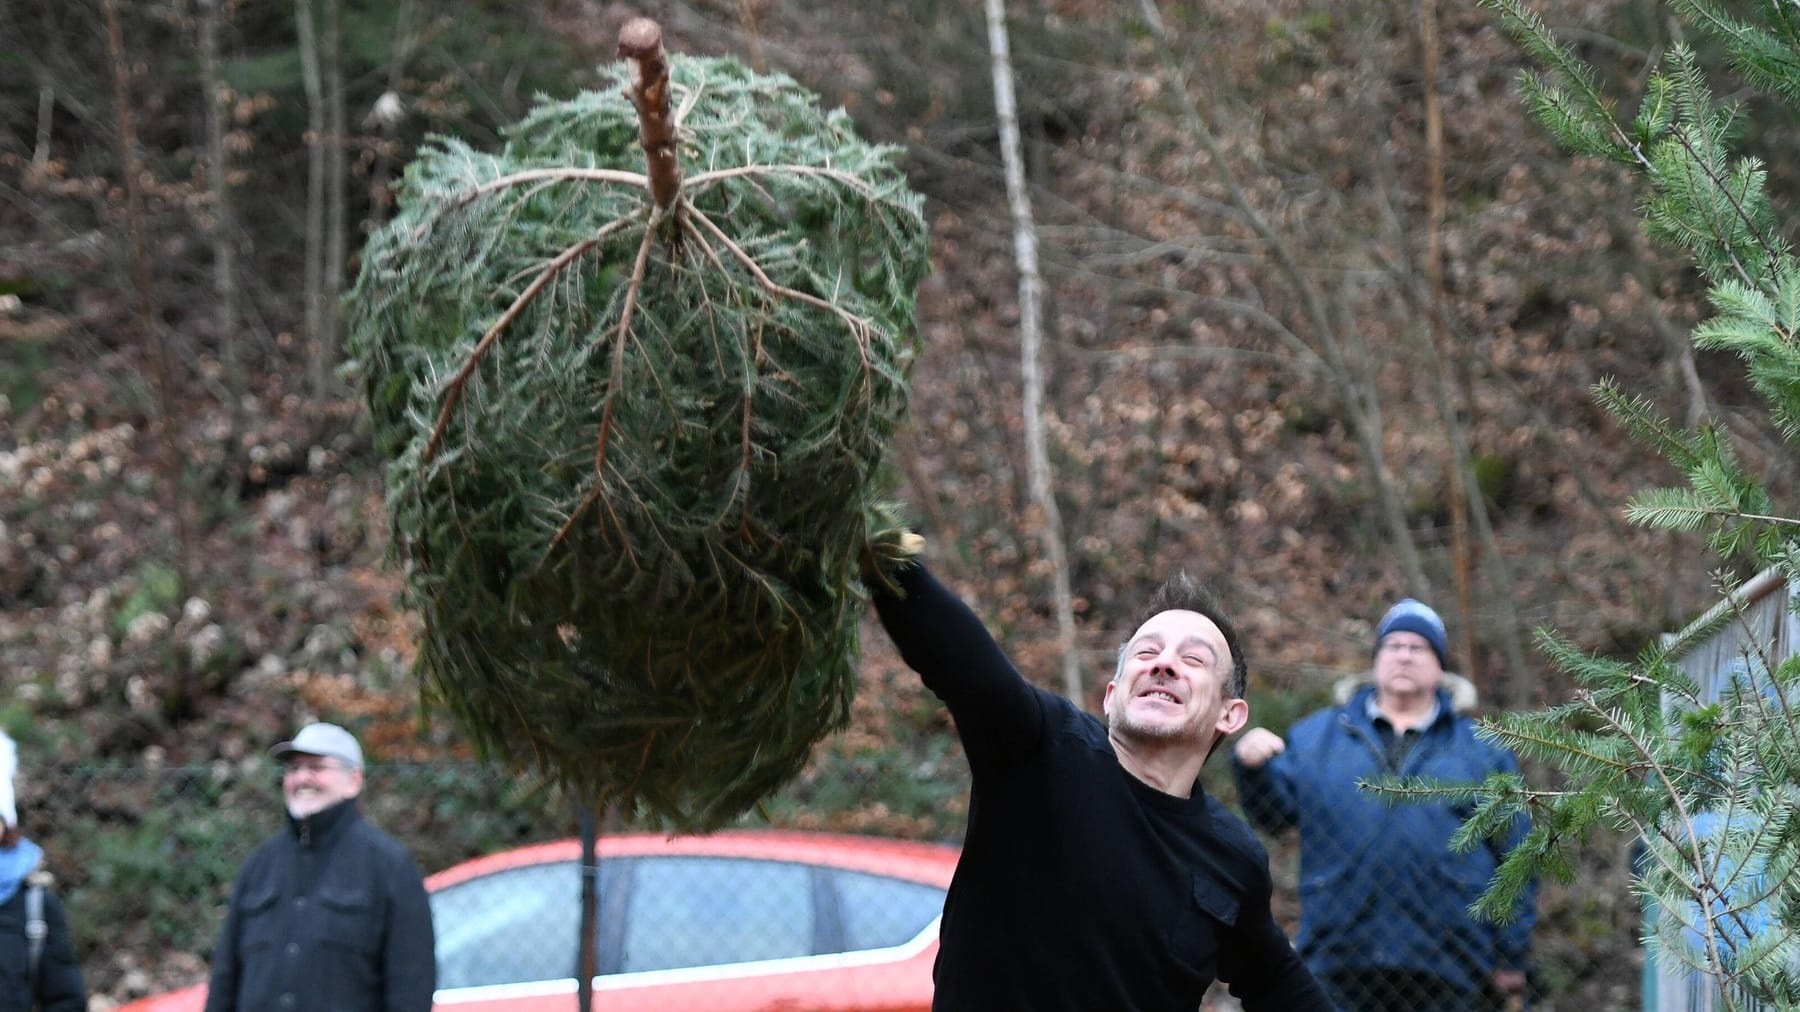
[282,753,363,819]
[1373,630,1444,698]
[1103,609,1247,748]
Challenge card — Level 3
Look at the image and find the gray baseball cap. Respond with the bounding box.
[271,722,364,770]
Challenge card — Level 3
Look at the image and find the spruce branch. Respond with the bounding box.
[1479,0,1644,164]
[542,220,663,561]
[680,196,879,352]
[424,167,649,228]
[423,226,625,462]
[687,163,906,207]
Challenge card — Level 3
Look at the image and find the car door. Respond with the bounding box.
[593,855,941,1011]
[431,857,598,1011]
[431,851,942,1012]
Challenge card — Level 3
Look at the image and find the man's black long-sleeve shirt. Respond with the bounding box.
[874,562,1333,1012]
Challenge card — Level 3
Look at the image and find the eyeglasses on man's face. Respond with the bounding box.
[1378,639,1434,657]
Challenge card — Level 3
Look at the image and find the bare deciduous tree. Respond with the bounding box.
[1131,0,1430,594]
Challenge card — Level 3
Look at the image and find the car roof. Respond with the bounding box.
[426,830,960,893]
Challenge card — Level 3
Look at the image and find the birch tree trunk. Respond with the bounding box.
[986,0,1084,702]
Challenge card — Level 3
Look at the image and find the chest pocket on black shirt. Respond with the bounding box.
[1167,872,1240,982]
[318,885,378,957]
[238,887,282,954]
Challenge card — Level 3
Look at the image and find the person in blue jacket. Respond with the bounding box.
[0,732,86,1012]
[1230,598,1537,1012]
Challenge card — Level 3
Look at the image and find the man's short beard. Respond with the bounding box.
[1108,706,1206,743]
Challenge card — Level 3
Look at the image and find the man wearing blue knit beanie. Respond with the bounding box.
[1230,597,1538,1012]
[1375,598,1450,668]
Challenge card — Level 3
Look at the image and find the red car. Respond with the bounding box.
[116,829,958,1012]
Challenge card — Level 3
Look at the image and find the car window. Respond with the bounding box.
[431,860,581,989]
[619,856,814,972]
[832,869,946,950]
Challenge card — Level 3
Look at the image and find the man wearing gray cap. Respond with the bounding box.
[204,722,435,1012]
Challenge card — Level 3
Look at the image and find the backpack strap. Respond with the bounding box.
[23,870,50,983]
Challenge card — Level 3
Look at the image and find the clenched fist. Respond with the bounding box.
[1233,727,1286,769]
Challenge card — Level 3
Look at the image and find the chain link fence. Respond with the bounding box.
[21,748,1645,1011]
[39,760,566,1007]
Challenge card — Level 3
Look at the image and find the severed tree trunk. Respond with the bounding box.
[618,18,683,212]
[986,0,1083,702]
[296,0,327,398]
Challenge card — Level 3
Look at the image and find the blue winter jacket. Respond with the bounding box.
[1230,684,1536,992]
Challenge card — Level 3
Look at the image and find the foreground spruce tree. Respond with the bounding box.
[1432,3,1800,1007]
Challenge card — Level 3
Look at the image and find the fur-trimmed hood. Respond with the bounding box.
[1330,670,1479,713]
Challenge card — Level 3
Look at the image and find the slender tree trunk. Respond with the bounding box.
[296,0,327,398]
[199,0,246,496]
[577,807,597,1012]
[33,85,52,166]
[1459,461,1531,705]
[1418,0,1476,660]
[365,0,416,228]
[321,0,346,400]
[986,0,1083,702]
[101,0,191,613]
[735,0,769,72]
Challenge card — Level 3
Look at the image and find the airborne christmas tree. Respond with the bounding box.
[347,19,930,830]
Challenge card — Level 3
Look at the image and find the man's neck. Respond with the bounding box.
[1376,689,1437,731]
[1108,731,1207,798]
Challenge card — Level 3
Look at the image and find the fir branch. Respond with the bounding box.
[425,167,649,227]
[1478,0,1643,164]
[422,228,619,462]
[1623,496,1797,534]
[679,197,878,351]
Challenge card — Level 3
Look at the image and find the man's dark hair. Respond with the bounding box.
[1123,572,1248,700]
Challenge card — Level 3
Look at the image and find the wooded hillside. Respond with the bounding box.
[4,0,1792,1007]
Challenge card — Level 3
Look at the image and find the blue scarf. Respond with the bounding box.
[0,837,43,905]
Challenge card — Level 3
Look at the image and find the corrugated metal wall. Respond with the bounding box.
[1654,569,1797,1012]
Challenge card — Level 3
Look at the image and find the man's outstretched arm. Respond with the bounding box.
[871,560,1049,762]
